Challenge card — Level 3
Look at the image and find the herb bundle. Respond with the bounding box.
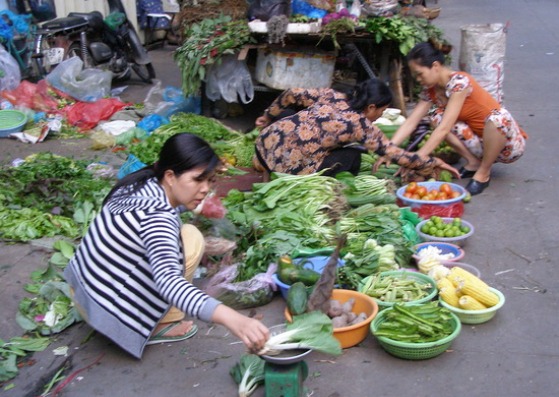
[174,15,255,96]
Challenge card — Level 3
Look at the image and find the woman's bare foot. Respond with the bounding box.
[154,320,194,337]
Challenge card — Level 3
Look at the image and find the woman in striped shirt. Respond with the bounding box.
[64,133,269,359]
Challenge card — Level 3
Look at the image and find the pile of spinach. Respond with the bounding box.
[0,153,113,242]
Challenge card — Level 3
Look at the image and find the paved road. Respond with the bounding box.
[1,0,558,396]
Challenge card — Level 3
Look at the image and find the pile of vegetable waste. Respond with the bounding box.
[0,153,113,241]
[127,113,256,169]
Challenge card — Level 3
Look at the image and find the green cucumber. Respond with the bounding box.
[287,282,308,315]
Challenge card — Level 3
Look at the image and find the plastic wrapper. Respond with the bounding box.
[137,114,169,133]
[200,194,227,219]
[143,80,201,117]
[248,0,290,21]
[46,56,112,102]
[205,55,254,104]
[203,263,278,309]
[65,98,128,131]
[0,44,21,91]
[397,198,465,219]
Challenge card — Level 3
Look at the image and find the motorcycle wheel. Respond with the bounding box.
[131,63,156,84]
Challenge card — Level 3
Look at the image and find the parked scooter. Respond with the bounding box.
[31,0,155,83]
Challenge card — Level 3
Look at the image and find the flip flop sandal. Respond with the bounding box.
[146,322,198,345]
[459,167,477,179]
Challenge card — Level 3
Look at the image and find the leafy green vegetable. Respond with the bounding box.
[260,311,342,356]
[364,15,448,56]
[128,113,256,168]
[0,153,112,241]
[230,354,265,397]
[174,15,256,96]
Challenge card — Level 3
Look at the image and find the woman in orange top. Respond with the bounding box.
[388,41,527,195]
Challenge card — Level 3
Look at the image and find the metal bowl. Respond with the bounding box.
[260,324,311,365]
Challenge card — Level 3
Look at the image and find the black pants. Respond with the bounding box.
[318,148,363,177]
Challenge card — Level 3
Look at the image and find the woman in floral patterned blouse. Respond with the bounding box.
[389,41,527,195]
[254,78,458,181]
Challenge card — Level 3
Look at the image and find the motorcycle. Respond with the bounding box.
[31,0,156,83]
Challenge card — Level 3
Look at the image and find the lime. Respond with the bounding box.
[421,224,430,234]
[460,225,471,234]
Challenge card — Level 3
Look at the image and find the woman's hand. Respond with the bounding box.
[211,304,269,353]
[255,115,271,129]
[432,158,460,179]
[372,155,392,172]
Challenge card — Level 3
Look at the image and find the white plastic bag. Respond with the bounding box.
[206,55,254,104]
[459,23,507,104]
[46,56,112,102]
[0,44,21,91]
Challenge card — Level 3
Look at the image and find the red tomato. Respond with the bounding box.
[416,186,428,198]
[451,191,461,198]
[439,183,453,196]
[406,182,418,194]
[404,192,414,198]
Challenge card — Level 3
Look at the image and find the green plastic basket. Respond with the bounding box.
[359,270,438,310]
[439,287,505,324]
[370,308,461,360]
[0,109,27,137]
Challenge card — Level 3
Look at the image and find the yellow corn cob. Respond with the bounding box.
[437,277,460,307]
[459,295,488,310]
[447,266,490,289]
[457,280,499,307]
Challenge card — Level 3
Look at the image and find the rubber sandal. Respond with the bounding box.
[146,322,198,345]
[465,178,490,196]
[459,167,477,179]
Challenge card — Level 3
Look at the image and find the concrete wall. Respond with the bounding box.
[53,0,139,33]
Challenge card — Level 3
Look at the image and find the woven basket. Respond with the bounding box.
[359,270,438,310]
[0,109,27,138]
[371,308,461,360]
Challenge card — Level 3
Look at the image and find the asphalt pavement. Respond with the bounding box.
[1,0,558,396]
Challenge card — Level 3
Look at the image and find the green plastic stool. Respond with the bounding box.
[264,361,309,397]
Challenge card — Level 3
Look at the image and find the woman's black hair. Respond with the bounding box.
[347,78,393,112]
[104,133,220,204]
[407,40,452,67]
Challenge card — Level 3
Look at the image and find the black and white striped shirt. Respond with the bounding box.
[64,178,220,358]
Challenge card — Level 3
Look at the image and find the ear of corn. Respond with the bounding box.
[457,281,499,307]
[447,266,489,289]
[459,295,488,310]
[437,277,461,307]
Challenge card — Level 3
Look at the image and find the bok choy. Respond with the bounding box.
[259,311,342,356]
[230,354,265,397]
